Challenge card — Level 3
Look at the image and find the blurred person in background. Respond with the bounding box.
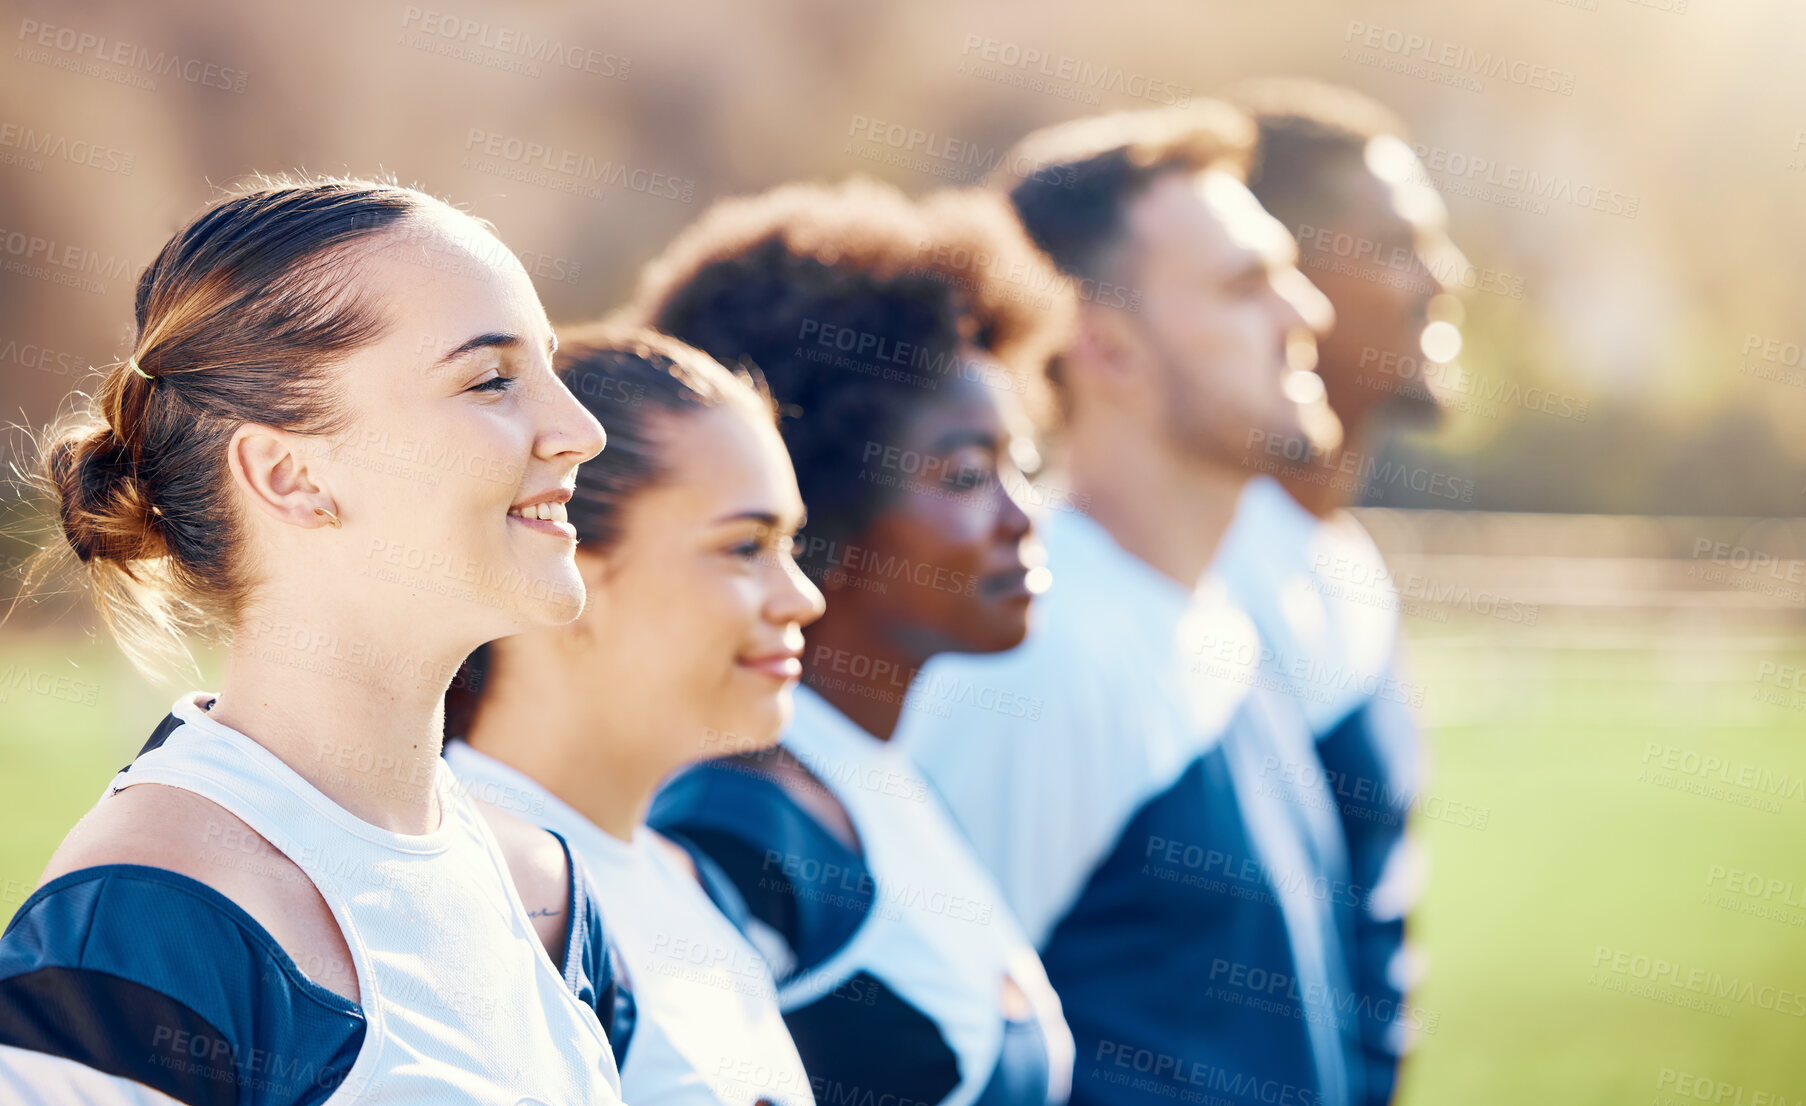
[632,178,1078,1106]
[893,105,1364,1106]
[0,178,627,1103]
[441,325,824,1106]
[1211,77,1470,1105]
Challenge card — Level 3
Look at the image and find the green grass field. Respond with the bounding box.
[3,602,1803,1104]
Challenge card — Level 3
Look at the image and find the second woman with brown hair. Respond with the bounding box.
[443,325,825,1106]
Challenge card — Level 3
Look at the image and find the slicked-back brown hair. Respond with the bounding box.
[21,174,473,676]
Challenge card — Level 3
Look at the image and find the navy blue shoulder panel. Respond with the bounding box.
[116,711,185,775]
[1314,696,1420,1106]
[782,971,962,1106]
[649,759,873,977]
[547,829,634,1069]
[0,864,364,1106]
[1042,743,1327,1106]
[675,838,756,938]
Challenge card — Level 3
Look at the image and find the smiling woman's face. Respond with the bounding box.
[306,210,607,646]
[573,401,825,766]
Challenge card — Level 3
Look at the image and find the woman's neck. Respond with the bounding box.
[207,627,463,835]
[799,612,926,742]
[461,637,662,843]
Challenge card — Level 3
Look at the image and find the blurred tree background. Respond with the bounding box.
[5,4,1806,1104]
[3,0,1804,520]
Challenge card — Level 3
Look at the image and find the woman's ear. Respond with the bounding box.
[227,423,341,530]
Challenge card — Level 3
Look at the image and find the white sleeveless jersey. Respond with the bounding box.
[778,687,1074,1106]
[444,742,816,1106]
[109,694,625,1105]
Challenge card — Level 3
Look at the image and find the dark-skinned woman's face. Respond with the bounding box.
[824,356,1040,659]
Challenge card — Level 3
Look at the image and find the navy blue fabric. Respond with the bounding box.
[670,836,758,939]
[653,761,975,1106]
[0,865,364,1105]
[116,711,185,775]
[1046,742,1330,1106]
[547,828,635,1069]
[1315,695,1419,1106]
[779,971,961,1106]
[972,1011,1052,1106]
[649,760,873,977]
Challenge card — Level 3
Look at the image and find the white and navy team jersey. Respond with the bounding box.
[0,694,626,1106]
[649,687,1075,1106]
[893,507,1361,1106]
[1213,476,1428,1106]
[444,741,816,1106]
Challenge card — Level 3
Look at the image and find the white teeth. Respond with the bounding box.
[510,501,568,523]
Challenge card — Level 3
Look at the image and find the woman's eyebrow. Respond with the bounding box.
[432,331,521,369]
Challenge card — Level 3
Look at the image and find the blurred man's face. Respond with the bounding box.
[1291,135,1468,426]
[1118,168,1333,470]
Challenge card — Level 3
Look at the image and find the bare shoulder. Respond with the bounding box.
[470,799,571,960]
[38,782,361,1003]
[729,747,861,854]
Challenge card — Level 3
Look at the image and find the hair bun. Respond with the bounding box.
[48,427,164,565]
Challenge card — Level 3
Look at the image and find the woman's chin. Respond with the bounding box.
[707,699,792,759]
[510,562,588,627]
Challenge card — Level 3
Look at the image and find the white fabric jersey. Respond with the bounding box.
[1213,475,1403,733]
[110,694,624,1105]
[444,742,815,1106]
[894,507,1355,1106]
[894,507,1267,947]
[780,687,1075,1106]
[1213,475,1426,920]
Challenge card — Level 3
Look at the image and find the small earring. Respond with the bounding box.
[314,507,342,530]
